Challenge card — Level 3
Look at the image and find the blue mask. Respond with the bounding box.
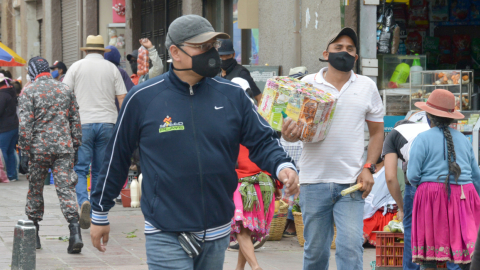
[51,70,59,79]
[427,115,431,127]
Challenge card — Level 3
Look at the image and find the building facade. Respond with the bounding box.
[1,0,365,79]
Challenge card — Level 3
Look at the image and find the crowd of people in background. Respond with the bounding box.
[1,13,480,270]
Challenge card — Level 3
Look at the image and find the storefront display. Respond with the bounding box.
[377,0,480,116]
[409,70,474,110]
[107,23,126,69]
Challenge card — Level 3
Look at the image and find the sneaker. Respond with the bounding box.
[10,179,18,182]
[227,242,239,252]
[79,201,91,229]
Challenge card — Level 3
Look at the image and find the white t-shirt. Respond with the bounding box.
[299,68,384,184]
[63,53,127,124]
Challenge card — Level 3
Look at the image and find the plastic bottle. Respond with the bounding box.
[410,54,423,86]
[138,174,143,197]
[130,179,140,208]
[388,63,410,88]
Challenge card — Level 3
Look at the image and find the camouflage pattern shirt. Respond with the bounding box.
[18,75,82,155]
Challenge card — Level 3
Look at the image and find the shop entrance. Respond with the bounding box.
[141,0,182,66]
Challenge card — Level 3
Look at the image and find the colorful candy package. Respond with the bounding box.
[257,77,337,143]
[137,45,149,76]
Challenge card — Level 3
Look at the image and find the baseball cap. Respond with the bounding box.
[217,39,235,55]
[49,61,67,72]
[324,27,358,52]
[165,15,230,49]
[127,50,138,62]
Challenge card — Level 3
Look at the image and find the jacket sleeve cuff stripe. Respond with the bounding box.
[92,211,109,225]
[276,162,298,178]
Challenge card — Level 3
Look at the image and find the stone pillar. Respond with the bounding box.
[44,0,63,65]
[182,0,202,15]
[11,220,36,270]
[83,0,98,41]
[125,0,142,75]
[1,0,16,76]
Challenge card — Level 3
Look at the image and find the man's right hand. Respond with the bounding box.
[91,224,110,252]
[281,119,301,142]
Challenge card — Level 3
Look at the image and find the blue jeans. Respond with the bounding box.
[300,183,364,270]
[74,123,114,207]
[145,232,229,270]
[0,128,18,180]
[403,184,461,270]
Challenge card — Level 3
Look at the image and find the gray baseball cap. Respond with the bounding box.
[165,15,230,49]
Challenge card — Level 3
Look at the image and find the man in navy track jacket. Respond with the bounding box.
[90,15,299,269]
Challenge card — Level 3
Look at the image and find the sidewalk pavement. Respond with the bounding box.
[0,175,375,270]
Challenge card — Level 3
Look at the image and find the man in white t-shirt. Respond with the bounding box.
[63,35,127,230]
[282,28,384,270]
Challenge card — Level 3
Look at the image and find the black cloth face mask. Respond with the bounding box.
[321,51,356,72]
[130,61,138,75]
[173,46,221,78]
[221,57,236,70]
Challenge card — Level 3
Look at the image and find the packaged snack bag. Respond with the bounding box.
[424,37,440,65]
[137,45,149,76]
[471,1,480,21]
[451,0,470,22]
[429,0,449,22]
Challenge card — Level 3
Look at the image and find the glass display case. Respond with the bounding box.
[107,23,126,69]
[378,54,427,90]
[409,70,474,111]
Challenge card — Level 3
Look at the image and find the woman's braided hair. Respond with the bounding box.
[427,113,461,191]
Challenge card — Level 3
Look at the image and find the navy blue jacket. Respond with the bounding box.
[90,69,293,233]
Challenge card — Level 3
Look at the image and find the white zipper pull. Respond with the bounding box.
[190,86,194,95]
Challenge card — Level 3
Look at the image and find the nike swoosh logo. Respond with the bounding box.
[215,106,224,110]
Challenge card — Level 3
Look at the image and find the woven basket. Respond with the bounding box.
[293,212,337,249]
[267,200,289,241]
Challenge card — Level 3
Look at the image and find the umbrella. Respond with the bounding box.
[0,42,26,66]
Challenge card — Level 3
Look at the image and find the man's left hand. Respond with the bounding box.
[139,38,153,49]
[357,168,374,199]
[278,168,299,198]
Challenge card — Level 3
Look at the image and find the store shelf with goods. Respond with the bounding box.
[409,70,474,111]
[380,89,411,116]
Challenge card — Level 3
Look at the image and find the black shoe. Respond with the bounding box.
[67,222,83,254]
[34,221,41,249]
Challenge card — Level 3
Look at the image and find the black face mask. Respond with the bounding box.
[322,51,356,72]
[221,58,236,70]
[130,61,138,75]
[173,46,221,78]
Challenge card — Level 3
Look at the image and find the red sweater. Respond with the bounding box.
[236,145,283,189]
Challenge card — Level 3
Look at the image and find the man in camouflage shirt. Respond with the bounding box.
[18,56,84,254]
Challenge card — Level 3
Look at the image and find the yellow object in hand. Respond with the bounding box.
[340,183,363,196]
[274,201,280,214]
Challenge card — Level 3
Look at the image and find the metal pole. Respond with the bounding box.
[11,220,36,270]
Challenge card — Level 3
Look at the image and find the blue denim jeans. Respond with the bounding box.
[145,232,229,270]
[74,123,114,207]
[0,128,18,180]
[300,183,364,270]
[403,184,461,270]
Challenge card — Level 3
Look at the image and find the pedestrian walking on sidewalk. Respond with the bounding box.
[63,35,127,230]
[218,39,262,104]
[89,14,299,270]
[49,61,67,82]
[0,73,19,183]
[408,89,480,270]
[383,119,462,270]
[282,28,385,270]
[18,56,83,253]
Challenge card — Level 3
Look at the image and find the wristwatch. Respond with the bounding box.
[364,163,376,174]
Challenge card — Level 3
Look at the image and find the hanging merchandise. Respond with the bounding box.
[424,37,440,67]
[453,35,472,63]
[378,6,394,54]
[113,3,125,16]
[391,25,400,54]
[451,0,470,22]
[472,1,480,22]
[398,40,407,55]
[137,46,149,76]
[429,0,449,22]
[405,31,423,55]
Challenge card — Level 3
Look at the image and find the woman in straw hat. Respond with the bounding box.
[407,89,480,269]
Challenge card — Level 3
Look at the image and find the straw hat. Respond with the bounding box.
[415,89,464,119]
[80,35,111,52]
